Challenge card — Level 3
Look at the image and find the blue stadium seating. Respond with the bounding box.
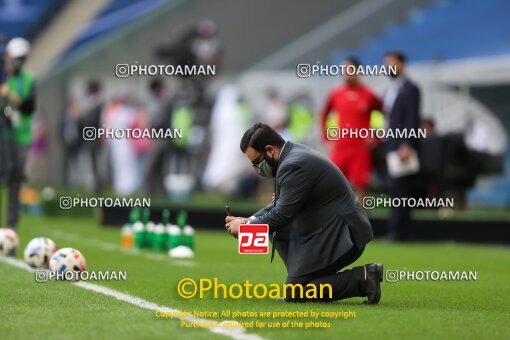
[0,0,63,40]
[332,0,510,65]
[60,0,171,61]
[468,153,510,207]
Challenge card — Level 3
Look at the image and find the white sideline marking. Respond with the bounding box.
[0,256,262,340]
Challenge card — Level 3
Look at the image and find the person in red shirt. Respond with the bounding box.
[320,57,382,201]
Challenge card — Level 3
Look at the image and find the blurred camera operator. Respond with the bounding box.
[0,37,36,230]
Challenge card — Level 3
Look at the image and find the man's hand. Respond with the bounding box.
[0,84,9,98]
[398,144,412,162]
[0,84,21,107]
[225,216,247,239]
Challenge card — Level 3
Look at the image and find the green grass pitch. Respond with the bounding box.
[1,213,509,339]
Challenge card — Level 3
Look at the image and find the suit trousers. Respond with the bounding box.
[284,245,366,302]
[388,175,412,239]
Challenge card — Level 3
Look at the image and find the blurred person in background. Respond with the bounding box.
[201,85,252,197]
[145,79,174,195]
[258,88,290,201]
[463,106,508,172]
[129,103,152,192]
[102,97,143,195]
[0,37,35,230]
[265,88,288,132]
[232,96,260,198]
[439,109,507,212]
[437,132,473,212]
[168,94,195,176]
[382,51,421,241]
[320,57,382,202]
[286,92,314,144]
[189,20,222,101]
[157,20,222,68]
[157,20,222,102]
[191,20,223,69]
[25,117,48,185]
[184,88,213,191]
[61,99,81,186]
[77,80,104,192]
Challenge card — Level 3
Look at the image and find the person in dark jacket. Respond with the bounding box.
[225,123,383,303]
[382,51,421,240]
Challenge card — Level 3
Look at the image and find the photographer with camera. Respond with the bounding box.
[0,37,36,230]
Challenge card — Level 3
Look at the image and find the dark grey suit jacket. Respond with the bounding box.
[250,142,373,277]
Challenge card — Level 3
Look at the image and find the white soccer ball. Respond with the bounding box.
[24,237,57,268]
[49,248,87,275]
[0,228,19,257]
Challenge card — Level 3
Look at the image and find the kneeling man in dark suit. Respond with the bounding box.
[226,123,383,303]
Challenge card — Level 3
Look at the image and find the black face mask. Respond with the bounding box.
[254,151,278,178]
[8,58,24,75]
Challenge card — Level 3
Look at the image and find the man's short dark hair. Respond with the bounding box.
[240,123,285,153]
[344,56,361,67]
[385,51,406,64]
[87,80,101,94]
[149,78,163,91]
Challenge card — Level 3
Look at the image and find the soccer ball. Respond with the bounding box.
[24,237,57,268]
[49,248,86,275]
[0,228,19,257]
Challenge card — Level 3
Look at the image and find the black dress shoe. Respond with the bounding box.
[362,263,383,305]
